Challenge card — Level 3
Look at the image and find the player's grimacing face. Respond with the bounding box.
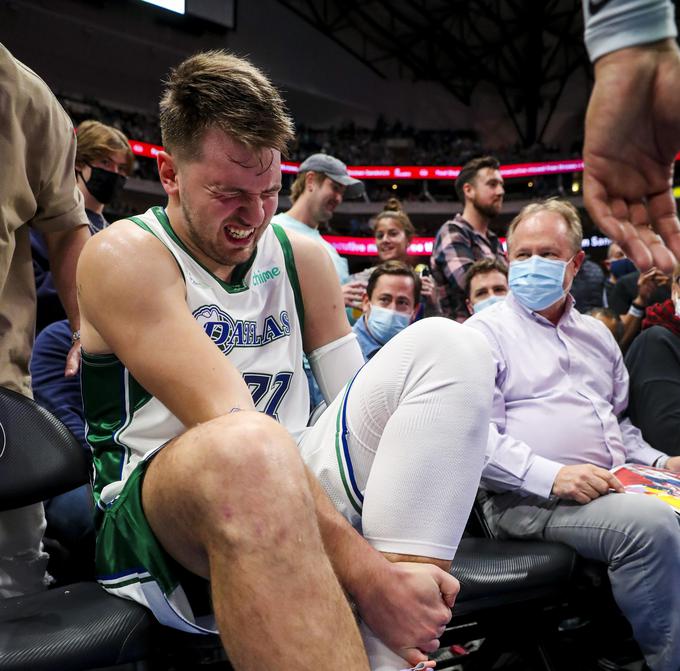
[176,129,282,272]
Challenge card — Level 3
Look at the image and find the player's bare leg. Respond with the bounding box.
[143,411,369,671]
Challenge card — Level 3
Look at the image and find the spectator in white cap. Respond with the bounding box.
[272,153,366,311]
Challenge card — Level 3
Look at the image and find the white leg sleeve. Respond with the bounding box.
[299,317,494,559]
[344,317,494,560]
[299,318,494,671]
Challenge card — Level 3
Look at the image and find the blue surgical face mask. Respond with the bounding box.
[366,305,410,344]
[609,257,636,279]
[509,255,572,311]
[472,294,506,314]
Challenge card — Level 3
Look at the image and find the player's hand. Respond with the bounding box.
[665,456,680,473]
[64,341,82,377]
[355,560,457,666]
[551,464,625,504]
[583,39,680,274]
[342,280,367,309]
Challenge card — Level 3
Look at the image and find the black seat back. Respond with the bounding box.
[0,385,90,511]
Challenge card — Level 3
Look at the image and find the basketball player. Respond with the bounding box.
[77,51,494,671]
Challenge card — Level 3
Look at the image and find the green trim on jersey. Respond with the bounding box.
[151,206,255,293]
[129,214,186,282]
[271,223,305,332]
[127,216,156,236]
[82,349,153,505]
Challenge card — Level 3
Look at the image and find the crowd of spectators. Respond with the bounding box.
[292,118,567,167]
[56,93,574,193]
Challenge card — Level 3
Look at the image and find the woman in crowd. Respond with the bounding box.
[353,198,440,318]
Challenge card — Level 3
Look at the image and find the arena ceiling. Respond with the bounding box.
[275,0,589,146]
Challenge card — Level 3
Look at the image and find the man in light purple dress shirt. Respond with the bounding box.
[467,198,680,671]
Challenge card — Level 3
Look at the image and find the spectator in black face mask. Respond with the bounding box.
[72,120,134,232]
[31,120,134,333]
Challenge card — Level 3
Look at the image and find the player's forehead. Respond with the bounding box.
[195,128,281,191]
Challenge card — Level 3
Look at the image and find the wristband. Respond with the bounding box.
[654,454,670,469]
[627,305,644,319]
[71,329,81,345]
[583,0,677,62]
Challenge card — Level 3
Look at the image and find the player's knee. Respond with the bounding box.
[189,412,315,549]
[197,411,306,493]
[410,317,494,380]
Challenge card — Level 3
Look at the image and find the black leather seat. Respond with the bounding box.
[0,385,156,671]
[453,537,576,618]
[0,583,152,671]
[439,506,584,671]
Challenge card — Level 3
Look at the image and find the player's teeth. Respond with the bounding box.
[226,227,253,239]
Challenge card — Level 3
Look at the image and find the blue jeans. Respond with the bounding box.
[482,489,680,671]
[44,484,94,546]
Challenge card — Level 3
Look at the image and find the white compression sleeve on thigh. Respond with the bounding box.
[583,0,676,62]
[308,332,364,405]
[344,318,495,561]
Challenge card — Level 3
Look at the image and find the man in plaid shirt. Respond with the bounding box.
[430,156,507,320]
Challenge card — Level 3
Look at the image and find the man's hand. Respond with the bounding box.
[665,456,680,472]
[64,341,81,377]
[583,40,680,274]
[355,561,458,666]
[552,464,625,504]
[342,280,367,310]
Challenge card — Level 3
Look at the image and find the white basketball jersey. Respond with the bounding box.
[82,206,309,507]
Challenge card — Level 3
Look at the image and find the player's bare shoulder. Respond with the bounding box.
[78,218,181,294]
[77,217,186,339]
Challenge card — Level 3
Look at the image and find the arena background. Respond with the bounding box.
[1,0,674,270]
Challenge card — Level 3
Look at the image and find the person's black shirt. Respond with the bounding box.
[625,325,680,456]
[609,271,670,315]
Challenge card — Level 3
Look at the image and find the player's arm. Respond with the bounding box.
[77,221,255,426]
[288,231,365,402]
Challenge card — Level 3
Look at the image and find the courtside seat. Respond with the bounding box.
[452,537,577,618]
[0,582,152,671]
[0,385,156,671]
[440,507,593,670]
